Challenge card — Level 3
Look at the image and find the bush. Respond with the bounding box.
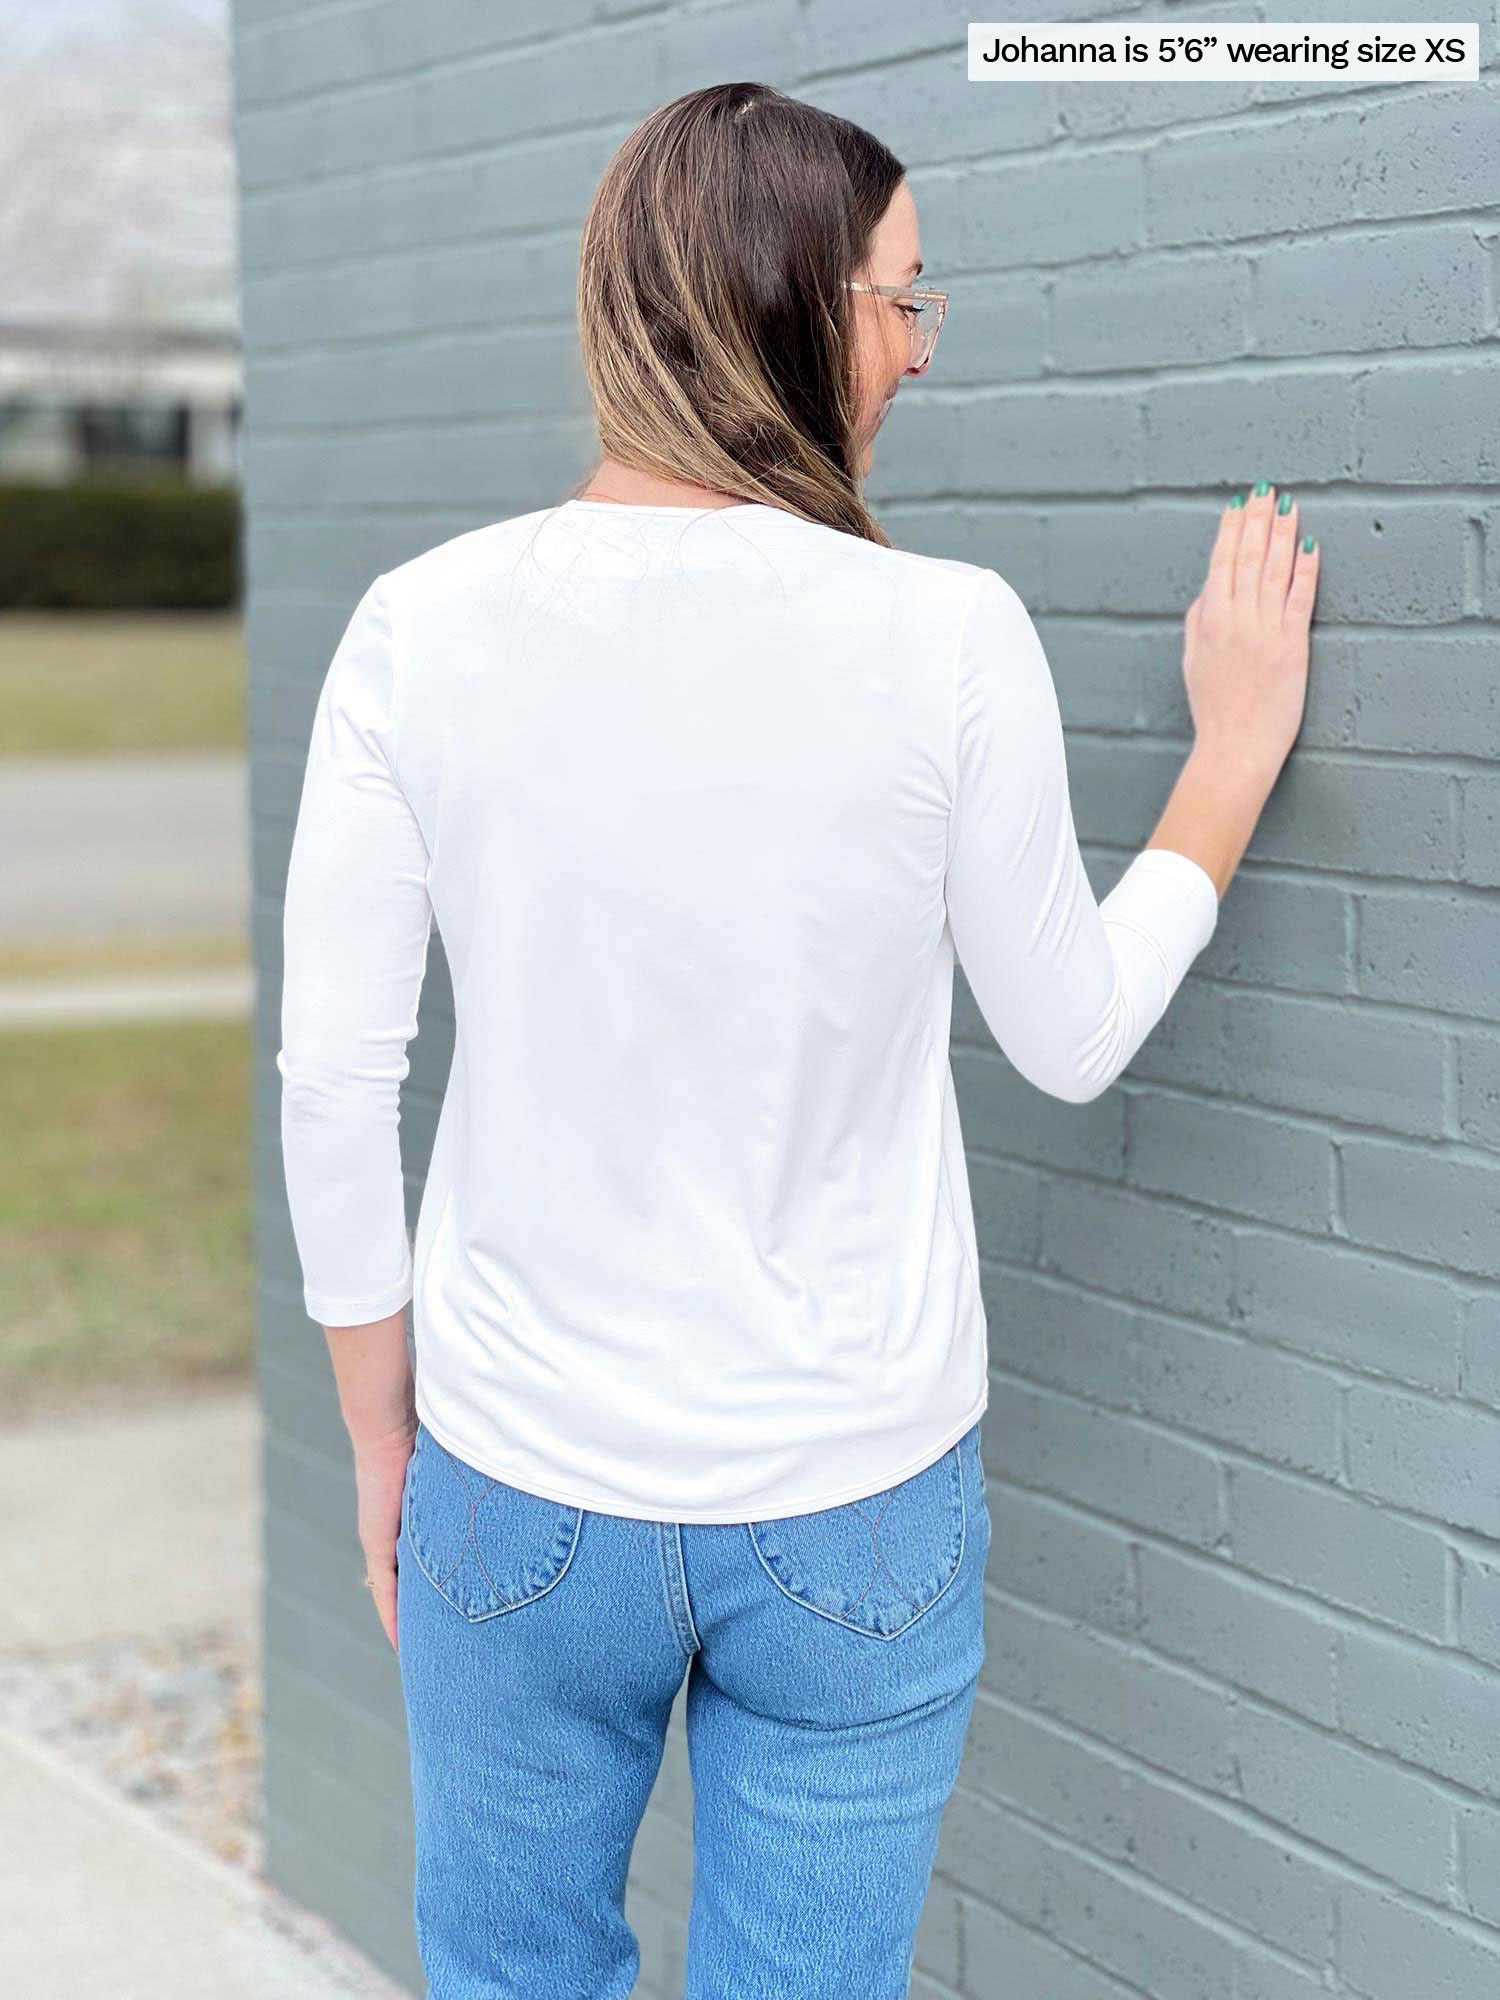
[0,476,242,609]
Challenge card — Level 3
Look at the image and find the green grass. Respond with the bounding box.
[0,1015,254,1412]
[0,610,244,756]
[0,607,254,1411]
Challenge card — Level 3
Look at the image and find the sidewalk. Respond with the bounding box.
[1,1724,407,1997]
[0,1387,412,1998]
[0,966,253,1026]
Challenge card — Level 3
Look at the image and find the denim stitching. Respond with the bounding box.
[656,1521,700,1660]
[746,1444,967,1640]
[843,1491,897,1622]
[407,1430,584,1621]
[672,1522,702,1654]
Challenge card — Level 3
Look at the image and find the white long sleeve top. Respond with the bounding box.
[277,497,1220,1522]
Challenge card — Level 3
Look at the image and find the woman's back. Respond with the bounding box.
[276,86,1318,1994]
[276,495,1220,1521]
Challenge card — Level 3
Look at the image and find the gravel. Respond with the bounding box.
[0,1620,263,1872]
[0,1618,414,1996]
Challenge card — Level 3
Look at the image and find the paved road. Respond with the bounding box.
[0,753,249,941]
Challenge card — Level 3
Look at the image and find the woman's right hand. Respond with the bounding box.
[1182,482,1320,784]
[352,1419,415,1653]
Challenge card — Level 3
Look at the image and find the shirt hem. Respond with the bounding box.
[305,1280,413,1327]
[410,1382,991,1525]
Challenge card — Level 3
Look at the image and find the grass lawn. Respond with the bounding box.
[0,1014,253,1413]
[0,607,254,1413]
[0,610,244,756]
[0,933,249,983]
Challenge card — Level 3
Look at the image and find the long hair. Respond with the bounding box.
[573,82,906,546]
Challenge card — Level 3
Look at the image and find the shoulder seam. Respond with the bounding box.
[367,570,405,788]
[945,567,995,880]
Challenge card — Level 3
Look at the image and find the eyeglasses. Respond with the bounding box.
[845,280,948,374]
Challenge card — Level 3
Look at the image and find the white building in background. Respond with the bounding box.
[0,319,241,485]
[2,0,241,486]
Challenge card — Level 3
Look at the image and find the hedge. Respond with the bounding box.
[0,477,241,609]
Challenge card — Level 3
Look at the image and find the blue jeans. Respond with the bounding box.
[396,1413,990,1998]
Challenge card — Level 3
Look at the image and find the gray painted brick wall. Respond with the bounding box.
[233,4,1500,1992]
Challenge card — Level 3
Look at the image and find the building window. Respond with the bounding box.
[74,401,191,472]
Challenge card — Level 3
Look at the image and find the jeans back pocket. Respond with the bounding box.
[403,1421,582,1623]
[747,1431,970,1640]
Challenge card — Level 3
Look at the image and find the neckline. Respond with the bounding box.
[563,497,768,515]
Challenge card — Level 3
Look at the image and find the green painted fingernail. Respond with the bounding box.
[1277,491,1294,514]
[1302,534,1316,552]
[1228,492,1246,508]
[1254,480,1272,496]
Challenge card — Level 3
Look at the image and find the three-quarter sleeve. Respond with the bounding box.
[944,565,1219,1105]
[276,574,435,1326]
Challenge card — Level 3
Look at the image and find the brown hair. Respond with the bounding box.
[573,82,906,546]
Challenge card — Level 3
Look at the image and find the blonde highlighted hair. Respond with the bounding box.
[573,82,907,546]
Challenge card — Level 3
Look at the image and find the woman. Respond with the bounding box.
[277,80,1318,2000]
